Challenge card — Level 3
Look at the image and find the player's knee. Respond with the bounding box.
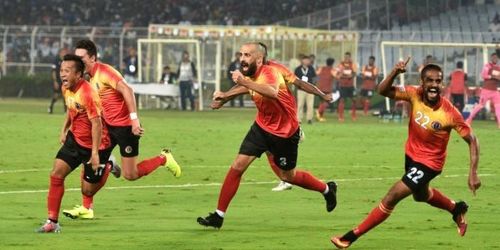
[412,193,429,202]
[122,172,139,181]
[81,188,96,197]
[280,175,293,183]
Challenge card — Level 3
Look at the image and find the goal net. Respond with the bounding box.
[380,41,498,111]
[137,38,222,111]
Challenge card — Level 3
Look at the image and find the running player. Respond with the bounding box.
[212,44,333,192]
[62,39,181,219]
[331,59,481,249]
[37,54,114,233]
[197,42,337,229]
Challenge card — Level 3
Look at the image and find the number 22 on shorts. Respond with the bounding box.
[406,167,424,184]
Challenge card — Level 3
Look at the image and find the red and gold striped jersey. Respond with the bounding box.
[249,64,299,138]
[267,60,297,85]
[62,79,110,149]
[89,62,130,126]
[395,85,471,171]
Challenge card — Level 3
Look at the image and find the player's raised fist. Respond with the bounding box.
[394,56,411,74]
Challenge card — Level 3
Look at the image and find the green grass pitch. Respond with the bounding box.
[0,98,499,249]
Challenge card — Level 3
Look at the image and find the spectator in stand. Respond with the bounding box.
[295,55,316,124]
[122,47,138,83]
[159,65,177,109]
[160,65,176,84]
[177,51,197,111]
[447,61,468,112]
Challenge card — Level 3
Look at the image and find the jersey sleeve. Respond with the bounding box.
[394,85,414,101]
[280,65,297,84]
[451,108,472,138]
[102,64,125,89]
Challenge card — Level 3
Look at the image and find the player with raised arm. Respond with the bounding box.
[331,58,481,248]
[62,39,181,219]
[37,54,114,233]
[197,42,337,229]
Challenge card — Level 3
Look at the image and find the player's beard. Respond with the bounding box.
[424,86,441,105]
[241,60,257,77]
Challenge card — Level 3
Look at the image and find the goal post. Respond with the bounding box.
[137,38,220,111]
[380,41,498,111]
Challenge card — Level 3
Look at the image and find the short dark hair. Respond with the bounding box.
[75,39,97,58]
[257,42,268,62]
[420,63,442,80]
[369,56,375,61]
[345,52,351,56]
[326,58,335,66]
[492,52,498,57]
[63,54,85,77]
[456,61,463,69]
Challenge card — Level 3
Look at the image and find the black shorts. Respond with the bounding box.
[56,132,113,183]
[401,155,441,192]
[339,87,355,98]
[107,124,140,157]
[239,122,300,171]
[360,89,375,97]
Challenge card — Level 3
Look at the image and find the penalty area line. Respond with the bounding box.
[0,173,494,195]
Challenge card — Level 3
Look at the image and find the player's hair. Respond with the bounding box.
[326,58,335,66]
[63,54,85,77]
[491,52,498,57]
[369,56,375,61]
[456,61,463,69]
[420,63,442,80]
[345,52,351,56]
[75,39,97,58]
[257,42,268,63]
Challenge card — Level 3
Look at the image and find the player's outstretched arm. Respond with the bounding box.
[116,80,144,136]
[377,57,410,99]
[211,85,249,109]
[89,117,102,171]
[232,70,278,99]
[463,133,481,195]
[292,79,331,102]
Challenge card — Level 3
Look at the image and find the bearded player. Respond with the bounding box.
[331,58,481,248]
[62,39,181,219]
[197,42,337,229]
[210,43,334,192]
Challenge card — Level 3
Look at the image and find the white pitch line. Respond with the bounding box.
[0,173,494,195]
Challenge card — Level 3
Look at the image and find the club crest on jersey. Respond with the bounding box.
[431,121,442,130]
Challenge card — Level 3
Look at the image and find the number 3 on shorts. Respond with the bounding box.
[406,167,424,184]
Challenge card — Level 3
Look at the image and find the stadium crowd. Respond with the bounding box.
[0,0,336,27]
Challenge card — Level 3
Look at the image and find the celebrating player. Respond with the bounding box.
[37,54,114,233]
[62,39,181,219]
[197,42,337,229]
[331,59,481,248]
[210,43,333,192]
